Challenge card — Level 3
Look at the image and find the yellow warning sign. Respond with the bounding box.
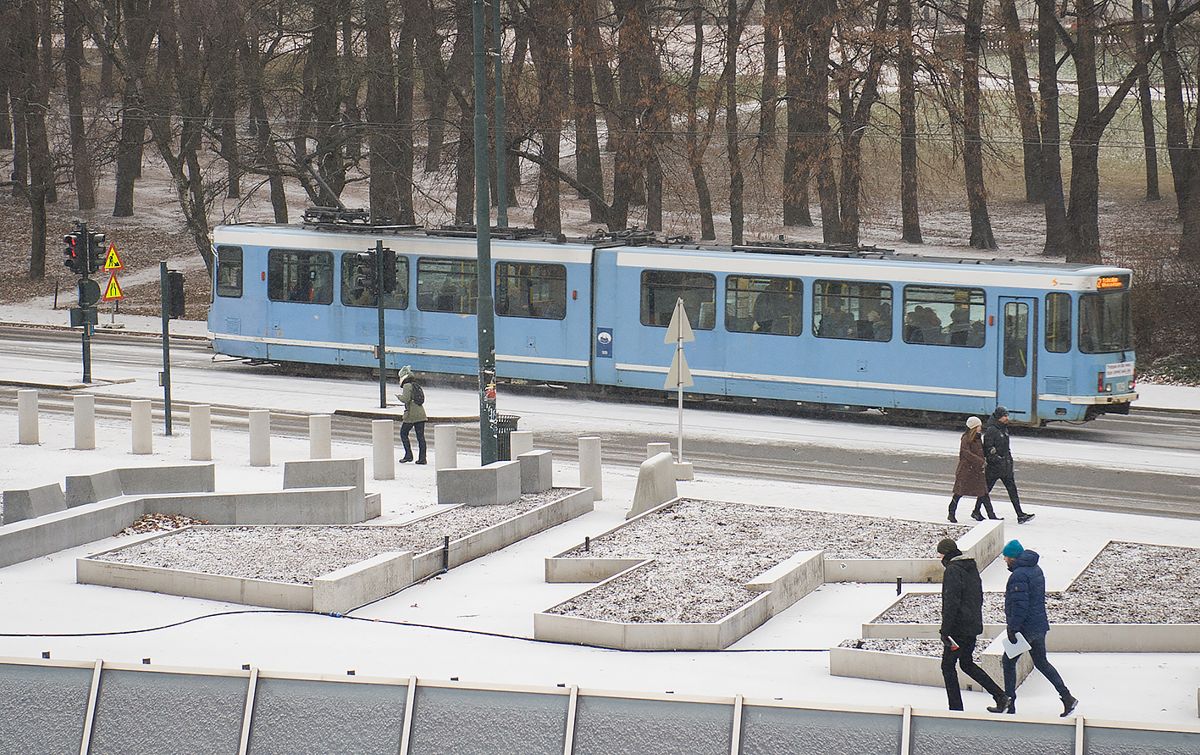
[102,274,124,301]
[103,243,123,271]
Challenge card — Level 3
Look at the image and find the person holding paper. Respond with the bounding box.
[937,538,1010,714]
[1001,539,1078,717]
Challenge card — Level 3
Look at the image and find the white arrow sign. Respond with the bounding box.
[664,349,694,390]
[664,298,695,345]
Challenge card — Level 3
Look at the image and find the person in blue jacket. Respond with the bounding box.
[1001,539,1078,717]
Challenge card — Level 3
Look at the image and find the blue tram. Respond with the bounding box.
[207,219,1138,425]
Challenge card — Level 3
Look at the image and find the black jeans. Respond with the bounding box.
[400,421,426,460]
[942,635,1004,711]
[986,471,1027,516]
[1002,631,1071,701]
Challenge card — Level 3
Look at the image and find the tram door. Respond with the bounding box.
[997,296,1037,422]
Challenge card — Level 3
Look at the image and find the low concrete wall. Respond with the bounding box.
[517,451,552,494]
[312,551,414,614]
[283,458,366,521]
[746,550,826,615]
[824,557,944,584]
[65,465,216,507]
[0,498,146,569]
[436,461,522,506]
[64,471,122,507]
[1,483,67,524]
[829,642,1033,691]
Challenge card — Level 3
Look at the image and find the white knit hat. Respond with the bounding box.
[966,416,982,429]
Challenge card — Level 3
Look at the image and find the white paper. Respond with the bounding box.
[1002,631,1032,659]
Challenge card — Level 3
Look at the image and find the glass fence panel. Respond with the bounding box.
[572,695,733,755]
[739,704,902,755]
[0,663,92,755]
[88,670,246,755]
[408,686,568,755]
[248,677,407,755]
[1084,725,1200,755]
[910,714,1075,754]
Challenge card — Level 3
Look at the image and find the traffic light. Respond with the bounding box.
[381,248,398,294]
[87,232,105,274]
[354,252,378,299]
[167,271,186,319]
[63,232,82,274]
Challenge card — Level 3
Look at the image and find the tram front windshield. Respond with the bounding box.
[1079,291,1133,354]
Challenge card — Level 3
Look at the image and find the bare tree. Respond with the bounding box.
[1133,0,1160,201]
[64,0,97,211]
[897,0,921,242]
[999,0,1041,203]
[962,0,995,249]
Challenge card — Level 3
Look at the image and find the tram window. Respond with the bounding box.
[267,249,333,304]
[726,275,802,335]
[640,270,716,330]
[1045,292,1071,353]
[416,257,478,314]
[215,246,243,298]
[902,285,985,347]
[812,280,893,341]
[1003,301,1029,377]
[341,254,408,310]
[1079,291,1133,353]
[495,262,567,320]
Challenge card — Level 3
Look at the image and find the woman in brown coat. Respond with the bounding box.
[949,416,999,522]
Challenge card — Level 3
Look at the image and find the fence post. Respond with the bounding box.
[309,415,332,459]
[131,400,153,454]
[372,419,395,480]
[579,436,602,501]
[17,389,38,445]
[74,395,96,450]
[249,410,271,467]
[190,405,212,461]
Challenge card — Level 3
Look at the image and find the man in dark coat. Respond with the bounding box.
[983,406,1034,524]
[937,538,1010,713]
[1000,539,1078,717]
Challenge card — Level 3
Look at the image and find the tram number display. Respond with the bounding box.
[1105,361,1135,379]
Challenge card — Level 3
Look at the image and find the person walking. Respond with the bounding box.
[395,365,428,465]
[937,538,1010,713]
[983,406,1035,524]
[1000,539,1078,717]
[949,416,1000,523]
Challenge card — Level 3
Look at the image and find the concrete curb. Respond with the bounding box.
[829,639,1034,691]
[333,409,479,424]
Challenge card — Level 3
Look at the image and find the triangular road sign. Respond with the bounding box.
[102,273,124,301]
[664,298,695,344]
[664,350,693,389]
[103,243,123,271]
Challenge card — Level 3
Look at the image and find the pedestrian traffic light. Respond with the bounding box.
[87,232,105,274]
[381,248,398,295]
[63,232,82,274]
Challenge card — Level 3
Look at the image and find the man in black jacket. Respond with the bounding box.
[982,406,1035,524]
[938,538,1010,713]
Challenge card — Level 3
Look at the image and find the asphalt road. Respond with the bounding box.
[2,324,1196,519]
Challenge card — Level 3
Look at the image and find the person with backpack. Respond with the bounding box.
[395,365,427,464]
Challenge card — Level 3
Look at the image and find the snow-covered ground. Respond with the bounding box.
[2,394,1199,726]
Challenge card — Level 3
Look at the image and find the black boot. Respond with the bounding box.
[415,456,427,465]
[399,455,413,464]
[1017,512,1035,524]
[947,503,958,523]
[987,693,1011,714]
[1060,695,1078,717]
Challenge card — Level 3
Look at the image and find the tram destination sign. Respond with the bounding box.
[1105,361,1135,379]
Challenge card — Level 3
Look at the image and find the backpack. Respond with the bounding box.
[410,381,425,406]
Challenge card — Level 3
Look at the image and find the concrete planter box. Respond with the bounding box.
[829,641,1032,691]
[534,551,825,651]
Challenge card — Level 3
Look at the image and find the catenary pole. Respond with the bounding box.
[160,261,173,435]
[474,0,498,464]
[492,0,508,228]
[80,222,92,383]
[376,239,387,409]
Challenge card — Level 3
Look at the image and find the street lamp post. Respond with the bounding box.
[474,0,498,465]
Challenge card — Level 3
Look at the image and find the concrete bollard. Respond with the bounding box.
[579,436,603,501]
[17,389,38,445]
[434,425,458,470]
[74,395,96,450]
[309,415,332,459]
[190,404,212,461]
[509,430,534,459]
[130,400,153,454]
[249,410,271,467]
[646,442,671,460]
[372,420,395,480]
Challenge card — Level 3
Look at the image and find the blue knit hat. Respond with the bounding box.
[1002,539,1024,558]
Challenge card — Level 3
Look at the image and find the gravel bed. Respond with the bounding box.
[549,499,967,624]
[872,542,1200,626]
[93,490,572,584]
[838,638,986,661]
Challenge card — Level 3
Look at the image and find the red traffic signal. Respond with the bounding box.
[63,233,81,274]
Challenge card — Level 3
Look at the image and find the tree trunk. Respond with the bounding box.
[1036,0,1070,255]
[1153,0,1188,212]
[99,0,116,97]
[572,10,605,221]
[1064,0,1105,264]
[63,0,96,210]
[897,0,921,242]
[213,13,241,199]
[112,0,155,218]
[580,2,617,153]
[614,0,645,211]
[726,0,744,245]
[366,0,400,222]
[395,8,416,224]
[312,0,344,204]
[963,0,996,249]
[454,108,473,224]
[809,0,840,242]
[504,26,527,199]
[341,7,362,162]
[1133,0,1160,201]
[758,0,779,148]
[241,27,289,223]
[0,79,11,150]
[1000,0,1041,203]
[529,0,567,234]
[1181,103,1200,260]
[685,0,715,240]
[780,8,811,226]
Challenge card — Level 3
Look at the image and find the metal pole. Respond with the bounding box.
[474,0,498,465]
[376,240,387,409]
[677,329,683,463]
[160,261,173,435]
[80,222,92,384]
[492,0,508,228]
